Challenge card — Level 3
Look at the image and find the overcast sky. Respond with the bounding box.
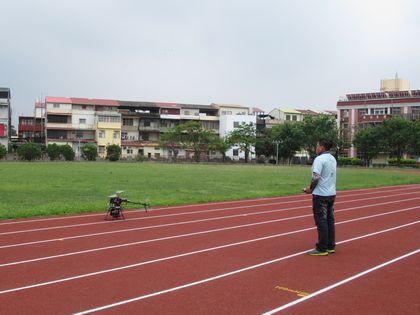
[2,0,420,125]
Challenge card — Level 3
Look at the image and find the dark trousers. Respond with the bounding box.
[312,195,336,252]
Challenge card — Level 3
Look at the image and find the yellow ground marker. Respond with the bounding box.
[275,286,310,297]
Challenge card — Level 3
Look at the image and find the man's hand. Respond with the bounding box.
[303,186,312,194]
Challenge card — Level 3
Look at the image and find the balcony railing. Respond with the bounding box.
[46,123,73,129]
[358,114,390,123]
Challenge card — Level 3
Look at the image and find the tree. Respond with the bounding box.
[408,120,420,156]
[47,143,61,160]
[106,144,121,161]
[302,114,338,161]
[208,135,231,162]
[81,143,98,161]
[160,128,181,162]
[380,117,412,166]
[0,144,7,159]
[271,122,305,164]
[353,126,384,167]
[60,145,75,161]
[255,127,275,158]
[227,123,256,163]
[17,143,42,161]
[176,121,214,162]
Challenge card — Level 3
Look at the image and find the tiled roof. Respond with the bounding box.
[45,96,72,104]
[70,98,119,106]
[45,96,119,106]
[280,108,301,114]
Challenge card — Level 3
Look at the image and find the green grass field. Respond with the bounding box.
[1,161,419,220]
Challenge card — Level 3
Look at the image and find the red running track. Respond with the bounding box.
[0,184,419,314]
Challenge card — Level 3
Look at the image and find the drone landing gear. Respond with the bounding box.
[105,206,126,220]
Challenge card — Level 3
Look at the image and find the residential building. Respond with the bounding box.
[18,116,45,143]
[337,78,420,158]
[18,101,45,143]
[0,88,11,151]
[266,108,303,128]
[45,97,120,158]
[119,101,174,159]
[380,76,410,92]
[218,105,256,161]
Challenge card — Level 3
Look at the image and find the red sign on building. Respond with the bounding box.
[0,124,5,137]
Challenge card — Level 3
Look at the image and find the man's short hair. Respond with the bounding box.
[318,138,333,151]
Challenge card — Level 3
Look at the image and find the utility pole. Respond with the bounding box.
[273,140,282,165]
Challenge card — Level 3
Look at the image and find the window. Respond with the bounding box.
[292,115,297,121]
[371,108,387,115]
[286,115,291,121]
[121,132,128,140]
[98,146,105,154]
[340,109,349,117]
[79,118,86,124]
[99,130,105,138]
[76,131,83,139]
[233,122,240,128]
[48,115,68,123]
[233,149,239,156]
[359,108,368,115]
[184,110,190,115]
[123,118,133,126]
[154,153,160,158]
[98,115,121,123]
[113,131,120,139]
[53,104,60,108]
[144,121,151,127]
[412,106,420,114]
[48,130,67,139]
[82,105,87,109]
[390,107,401,115]
[22,118,33,125]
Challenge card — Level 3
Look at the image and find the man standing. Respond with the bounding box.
[303,138,337,256]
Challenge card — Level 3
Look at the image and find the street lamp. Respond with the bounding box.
[273,140,282,165]
[77,136,82,161]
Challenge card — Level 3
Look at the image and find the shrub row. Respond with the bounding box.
[338,157,362,166]
[388,158,418,166]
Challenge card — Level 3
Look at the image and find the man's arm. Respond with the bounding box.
[303,172,320,194]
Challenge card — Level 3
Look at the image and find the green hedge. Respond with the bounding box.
[388,158,418,166]
[338,157,362,166]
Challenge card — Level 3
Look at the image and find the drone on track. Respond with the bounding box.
[106,191,150,220]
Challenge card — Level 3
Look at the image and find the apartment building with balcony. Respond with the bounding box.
[118,101,220,159]
[45,97,120,158]
[0,88,11,151]
[18,116,45,143]
[18,102,45,143]
[217,104,257,161]
[119,101,167,159]
[337,78,420,158]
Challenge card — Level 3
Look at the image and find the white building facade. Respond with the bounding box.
[0,88,11,151]
[219,113,257,161]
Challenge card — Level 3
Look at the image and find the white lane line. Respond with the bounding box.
[2,205,419,267]
[2,196,420,249]
[2,190,419,237]
[1,184,417,226]
[2,206,420,267]
[262,249,420,315]
[1,208,418,297]
[72,221,420,315]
